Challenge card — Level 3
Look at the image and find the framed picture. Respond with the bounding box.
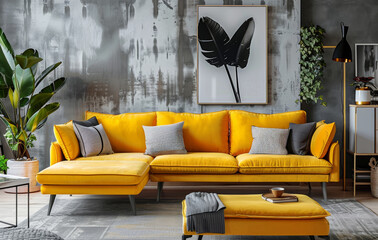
[355,43,378,85]
[197,5,268,104]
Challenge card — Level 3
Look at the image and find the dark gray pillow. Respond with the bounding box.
[73,123,114,157]
[249,126,290,155]
[287,122,316,155]
[143,122,187,157]
[73,117,99,127]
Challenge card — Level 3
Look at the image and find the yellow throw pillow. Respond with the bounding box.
[310,122,336,159]
[229,110,307,156]
[86,111,156,152]
[156,111,229,153]
[53,121,80,160]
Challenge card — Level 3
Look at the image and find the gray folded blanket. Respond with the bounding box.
[185,192,226,234]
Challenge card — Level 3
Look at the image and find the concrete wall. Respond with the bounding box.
[0,0,300,169]
[301,0,378,178]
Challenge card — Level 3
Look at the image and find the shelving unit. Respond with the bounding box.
[349,105,378,196]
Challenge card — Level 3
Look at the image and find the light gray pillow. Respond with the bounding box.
[73,123,114,157]
[143,122,187,157]
[249,126,290,155]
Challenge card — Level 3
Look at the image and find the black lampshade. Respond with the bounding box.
[332,22,352,62]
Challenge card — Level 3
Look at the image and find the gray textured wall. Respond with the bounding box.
[0,0,300,170]
[301,0,378,178]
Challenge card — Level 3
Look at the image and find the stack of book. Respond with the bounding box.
[262,193,298,203]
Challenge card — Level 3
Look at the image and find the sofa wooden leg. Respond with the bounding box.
[129,195,136,215]
[322,182,328,201]
[157,182,164,202]
[308,182,312,195]
[198,235,203,240]
[47,195,56,216]
[309,236,315,240]
[182,235,192,240]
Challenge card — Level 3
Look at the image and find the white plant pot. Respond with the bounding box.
[5,159,40,193]
[355,88,371,105]
[372,168,378,198]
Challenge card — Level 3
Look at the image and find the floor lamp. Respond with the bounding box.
[331,22,352,191]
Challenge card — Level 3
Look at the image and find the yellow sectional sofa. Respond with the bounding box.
[37,110,339,215]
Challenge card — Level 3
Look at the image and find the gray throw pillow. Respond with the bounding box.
[143,122,187,157]
[73,123,114,157]
[287,122,316,155]
[249,126,290,155]
[73,117,99,127]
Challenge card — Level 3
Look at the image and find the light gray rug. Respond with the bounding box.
[12,197,378,240]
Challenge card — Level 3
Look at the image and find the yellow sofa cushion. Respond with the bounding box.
[183,194,330,219]
[237,154,332,174]
[75,153,154,164]
[183,214,330,236]
[86,111,156,152]
[150,152,238,174]
[53,121,80,160]
[41,176,149,195]
[156,111,229,153]
[37,160,149,185]
[310,122,336,159]
[229,110,307,156]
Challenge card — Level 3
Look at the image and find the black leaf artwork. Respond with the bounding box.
[198,16,255,103]
[198,17,240,103]
[225,17,255,102]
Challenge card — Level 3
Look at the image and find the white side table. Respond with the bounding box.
[0,174,30,228]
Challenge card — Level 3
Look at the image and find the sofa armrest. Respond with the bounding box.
[327,141,340,182]
[50,141,65,165]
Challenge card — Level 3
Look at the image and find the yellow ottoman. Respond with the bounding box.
[182,194,330,240]
[37,160,150,216]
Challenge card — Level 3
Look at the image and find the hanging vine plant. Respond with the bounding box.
[299,25,327,106]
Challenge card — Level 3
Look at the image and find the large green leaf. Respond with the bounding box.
[22,49,40,75]
[40,77,66,93]
[0,28,14,56]
[0,29,14,88]
[19,97,29,107]
[0,45,15,87]
[26,102,59,132]
[26,92,54,119]
[14,65,35,98]
[0,73,8,98]
[36,117,47,130]
[0,115,17,140]
[16,49,42,70]
[35,62,62,88]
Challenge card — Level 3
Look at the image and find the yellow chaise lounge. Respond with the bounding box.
[37,110,339,215]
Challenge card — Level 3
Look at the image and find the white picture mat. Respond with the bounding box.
[197,6,268,104]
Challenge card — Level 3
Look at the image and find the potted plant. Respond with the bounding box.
[0,28,65,192]
[0,155,8,174]
[299,25,327,106]
[352,77,375,105]
[369,157,378,198]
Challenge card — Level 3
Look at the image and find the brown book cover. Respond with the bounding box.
[262,193,298,203]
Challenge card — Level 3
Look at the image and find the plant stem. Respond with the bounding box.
[235,67,241,102]
[223,65,240,103]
